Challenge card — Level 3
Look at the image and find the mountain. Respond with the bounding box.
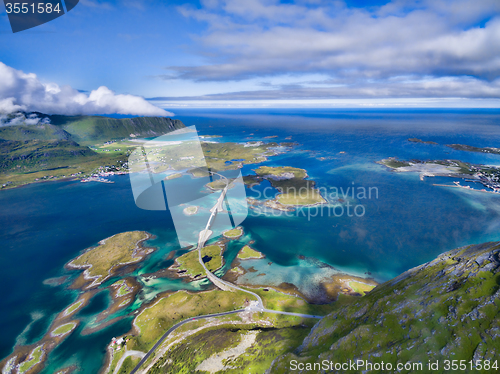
[267,242,500,373]
[0,113,186,188]
[0,113,185,145]
[0,140,101,171]
[47,114,185,145]
[0,122,71,142]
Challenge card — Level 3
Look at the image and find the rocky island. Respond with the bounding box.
[169,244,225,279]
[408,138,438,145]
[67,231,154,289]
[245,166,326,211]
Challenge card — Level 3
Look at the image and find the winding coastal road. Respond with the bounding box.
[129,309,245,374]
[128,171,322,374]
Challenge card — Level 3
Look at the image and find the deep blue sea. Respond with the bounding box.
[1,109,500,372]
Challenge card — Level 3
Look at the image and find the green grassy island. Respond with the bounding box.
[17,345,44,374]
[62,300,84,317]
[172,244,224,279]
[112,279,134,298]
[51,322,77,337]
[67,231,152,287]
[237,245,264,259]
[202,142,279,171]
[223,227,243,239]
[251,166,326,207]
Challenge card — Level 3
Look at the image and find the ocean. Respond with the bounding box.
[1,109,500,372]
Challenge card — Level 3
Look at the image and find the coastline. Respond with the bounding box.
[66,231,155,289]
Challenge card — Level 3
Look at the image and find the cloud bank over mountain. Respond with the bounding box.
[0,62,173,116]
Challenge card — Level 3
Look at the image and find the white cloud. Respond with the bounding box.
[0,98,25,113]
[0,112,49,127]
[0,62,173,116]
[170,0,500,100]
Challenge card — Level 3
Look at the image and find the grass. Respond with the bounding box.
[378,158,412,168]
[0,139,127,189]
[112,280,134,297]
[254,166,307,179]
[148,326,311,374]
[267,242,500,373]
[52,115,185,146]
[223,227,243,238]
[348,281,376,295]
[0,123,68,141]
[175,245,223,278]
[122,286,338,372]
[116,356,141,374]
[277,188,325,205]
[228,327,312,373]
[253,166,325,205]
[128,289,250,352]
[18,345,44,374]
[69,231,149,284]
[201,142,278,171]
[254,288,336,316]
[237,245,263,259]
[127,140,278,176]
[51,322,77,337]
[63,300,84,316]
[0,125,283,190]
[0,115,185,189]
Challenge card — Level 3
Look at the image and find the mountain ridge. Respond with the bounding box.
[0,112,186,188]
[266,242,500,373]
[0,113,185,145]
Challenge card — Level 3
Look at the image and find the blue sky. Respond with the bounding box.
[1,0,500,114]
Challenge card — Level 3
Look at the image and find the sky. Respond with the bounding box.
[0,0,500,114]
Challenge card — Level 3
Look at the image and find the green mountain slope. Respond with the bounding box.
[0,140,102,171]
[0,123,71,142]
[0,113,185,145]
[267,242,500,373]
[0,113,186,188]
[47,115,185,145]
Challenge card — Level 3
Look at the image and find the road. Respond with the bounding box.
[196,172,265,307]
[113,351,145,374]
[129,309,245,374]
[128,171,322,373]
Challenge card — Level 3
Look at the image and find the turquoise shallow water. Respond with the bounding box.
[1,109,500,372]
